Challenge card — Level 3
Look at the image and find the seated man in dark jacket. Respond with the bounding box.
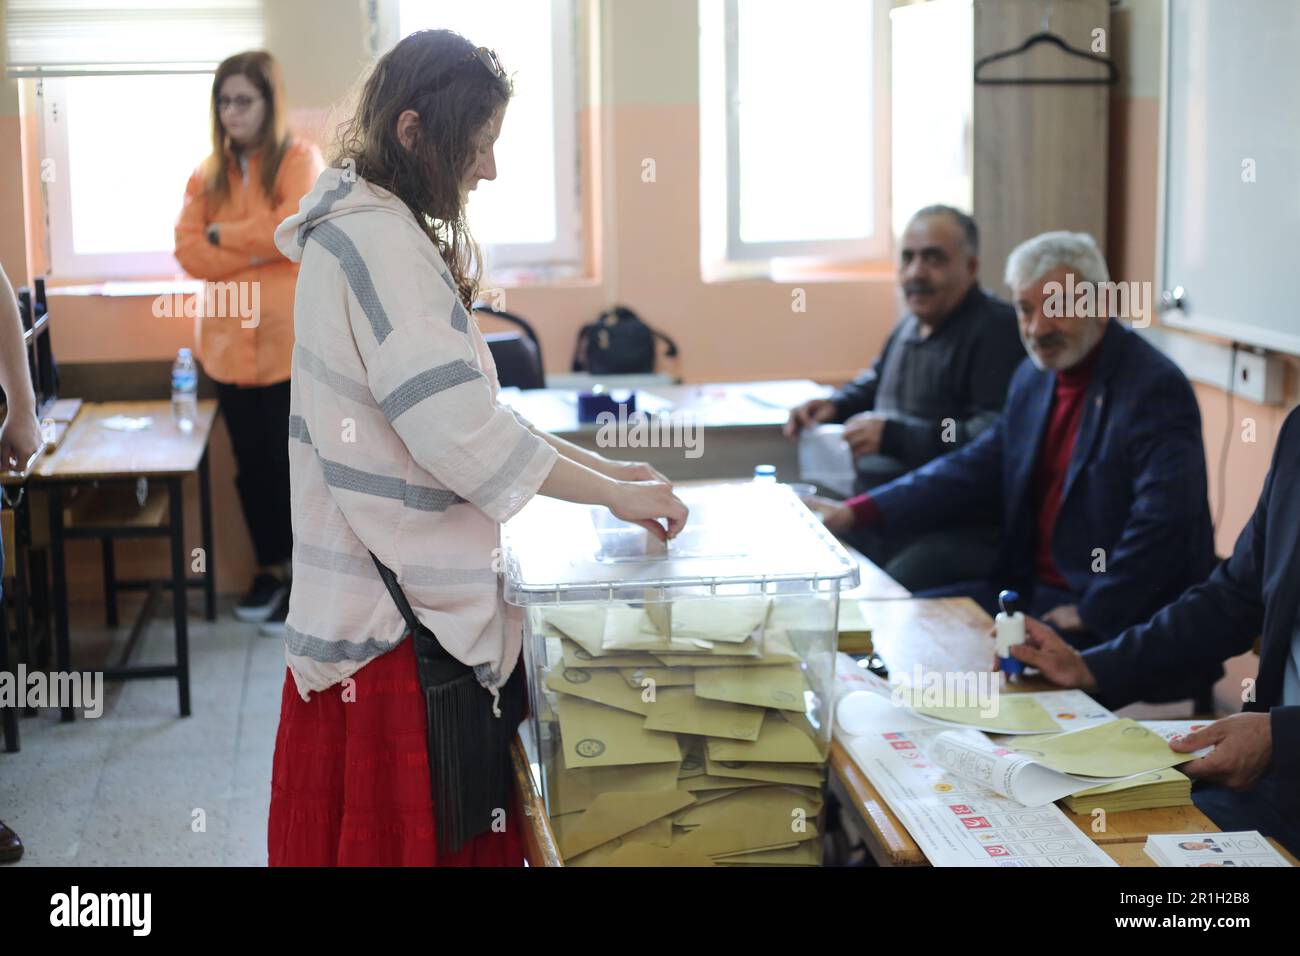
[812,232,1219,698]
[1010,404,1300,856]
[787,205,1023,590]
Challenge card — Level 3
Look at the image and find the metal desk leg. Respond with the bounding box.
[198,448,216,622]
[101,537,118,627]
[1,582,17,753]
[14,492,33,711]
[47,485,73,723]
[169,478,191,717]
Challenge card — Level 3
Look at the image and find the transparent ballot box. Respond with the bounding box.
[502,481,859,866]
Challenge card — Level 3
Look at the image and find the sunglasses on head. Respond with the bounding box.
[425,46,507,95]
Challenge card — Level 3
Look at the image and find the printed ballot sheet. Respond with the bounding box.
[839,692,1117,867]
[927,720,1191,807]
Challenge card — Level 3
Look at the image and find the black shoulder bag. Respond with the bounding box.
[571,305,679,375]
[369,553,527,855]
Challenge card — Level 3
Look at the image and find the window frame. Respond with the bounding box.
[716,0,892,266]
[39,74,215,281]
[375,0,583,276]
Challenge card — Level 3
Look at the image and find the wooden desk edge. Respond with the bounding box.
[830,737,927,866]
[512,736,563,867]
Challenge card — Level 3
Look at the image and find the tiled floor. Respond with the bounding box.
[1,597,286,866]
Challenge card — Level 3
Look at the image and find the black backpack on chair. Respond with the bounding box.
[571,305,678,375]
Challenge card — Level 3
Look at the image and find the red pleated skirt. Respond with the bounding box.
[267,634,526,867]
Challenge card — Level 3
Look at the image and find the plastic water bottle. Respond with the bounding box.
[171,348,198,434]
[752,464,777,483]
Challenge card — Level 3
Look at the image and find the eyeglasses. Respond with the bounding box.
[425,46,507,96]
[217,94,261,113]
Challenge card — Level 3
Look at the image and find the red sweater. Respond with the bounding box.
[1032,347,1101,588]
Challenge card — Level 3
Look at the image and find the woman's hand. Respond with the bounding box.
[608,480,688,542]
[599,458,670,485]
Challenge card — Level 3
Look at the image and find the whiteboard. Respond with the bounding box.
[1160,0,1300,356]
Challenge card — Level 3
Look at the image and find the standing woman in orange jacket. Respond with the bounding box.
[175,51,323,633]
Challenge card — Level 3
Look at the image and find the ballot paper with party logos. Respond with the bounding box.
[837,691,1118,867]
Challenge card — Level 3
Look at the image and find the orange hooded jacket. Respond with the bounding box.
[174,139,323,386]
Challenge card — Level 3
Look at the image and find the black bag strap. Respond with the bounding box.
[652,328,679,358]
[369,552,456,663]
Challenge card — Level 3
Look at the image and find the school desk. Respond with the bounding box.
[828,596,1300,867]
[1,400,218,735]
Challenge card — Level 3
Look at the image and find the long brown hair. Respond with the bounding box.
[332,30,512,309]
[203,50,291,202]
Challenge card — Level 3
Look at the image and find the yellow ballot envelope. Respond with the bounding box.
[547,760,681,816]
[641,686,766,740]
[673,786,821,857]
[706,712,825,764]
[1009,718,1198,778]
[542,606,607,656]
[557,696,682,769]
[605,843,716,867]
[904,690,1060,733]
[560,639,655,670]
[704,753,824,788]
[667,597,771,643]
[693,663,807,711]
[619,666,694,688]
[545,665,654,715]
[557,789,695,858]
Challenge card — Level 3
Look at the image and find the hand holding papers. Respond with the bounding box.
[1005,719,1197,779]
[926,719,1195,807]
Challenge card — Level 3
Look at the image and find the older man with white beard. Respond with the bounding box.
[809,232,1219,699]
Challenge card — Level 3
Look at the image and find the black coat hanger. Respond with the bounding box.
[973,2,1118,87]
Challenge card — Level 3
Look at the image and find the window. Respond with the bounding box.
[41,73,217,280]
[700,0,891,271]
[378,0,581,278]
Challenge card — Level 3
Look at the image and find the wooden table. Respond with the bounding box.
[3,400,218,731]
[499,380,830,482]
[830,596,1300,867]
[841,543,912,601]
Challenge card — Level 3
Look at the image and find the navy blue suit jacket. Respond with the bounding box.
[870,320,1217,642]
[1084,406,1300,779]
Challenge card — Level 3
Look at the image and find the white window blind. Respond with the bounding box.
[377,0,582,278]
[5,0,264,77]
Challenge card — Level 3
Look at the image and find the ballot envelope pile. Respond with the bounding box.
[502,482,860,866]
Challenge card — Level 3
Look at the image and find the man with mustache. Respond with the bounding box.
[786,206,1023,590]
[810,232,1219,698]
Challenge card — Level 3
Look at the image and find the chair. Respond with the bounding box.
[476,306,546,390]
